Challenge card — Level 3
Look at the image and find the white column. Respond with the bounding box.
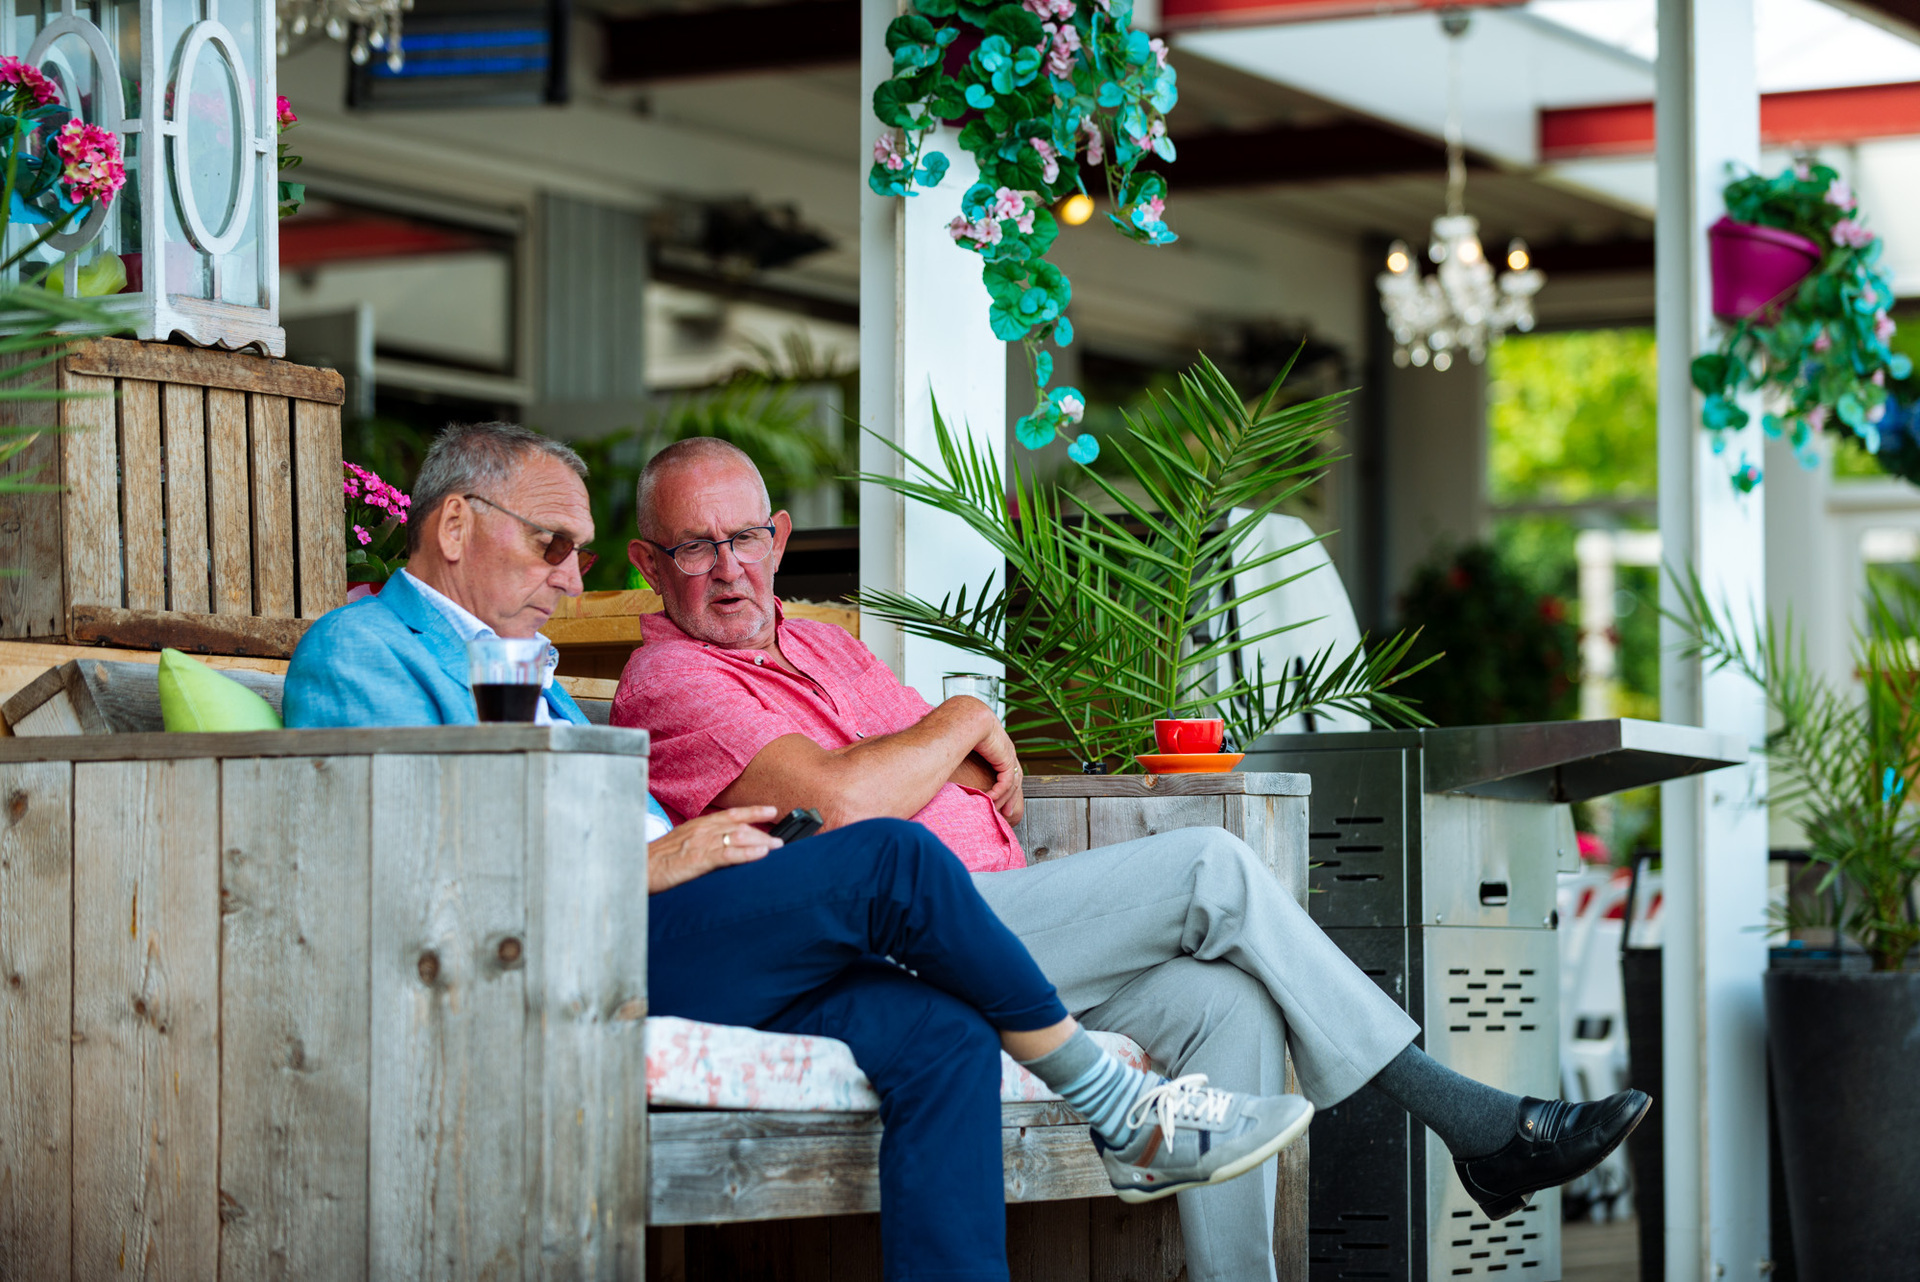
[859,0,1008,703]
[1654,1,1773,1278]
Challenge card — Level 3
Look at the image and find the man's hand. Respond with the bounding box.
[970,718,1025,825]
[648,805,783,894]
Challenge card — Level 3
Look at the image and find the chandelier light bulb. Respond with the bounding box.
[1456,237,1483,265]
[1059,193,1095,226]
[1386,241,1411,274]
[1434,351,1453,371]
[1507,238,1530,271]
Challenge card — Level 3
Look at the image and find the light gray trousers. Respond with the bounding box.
[971,825,1419,1282]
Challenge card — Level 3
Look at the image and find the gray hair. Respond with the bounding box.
[408,422,588,553]
[634,437,769,541]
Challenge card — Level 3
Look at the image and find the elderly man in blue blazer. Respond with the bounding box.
[280,422,1311,1282]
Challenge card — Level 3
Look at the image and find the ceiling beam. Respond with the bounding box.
[1161,0,1520,33]
[1542,80,1920,160]
[1164,119,1475,188]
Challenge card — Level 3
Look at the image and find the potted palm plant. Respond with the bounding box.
[856,354,1431,770]
[1674,574,1920,1278]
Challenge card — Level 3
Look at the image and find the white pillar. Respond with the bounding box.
[1654,0,1773,1278]
[858,0,1008,703]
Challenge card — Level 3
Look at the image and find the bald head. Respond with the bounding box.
[635,437,769,541]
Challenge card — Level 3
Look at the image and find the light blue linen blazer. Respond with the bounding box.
[283,571,589,729]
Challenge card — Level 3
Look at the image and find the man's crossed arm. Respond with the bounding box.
[712,696,1025,829]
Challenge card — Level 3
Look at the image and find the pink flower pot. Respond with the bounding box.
[1709,216,1822,321]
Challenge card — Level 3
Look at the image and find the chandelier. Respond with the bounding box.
[1377,12,1543,371]
[277,0,411,71]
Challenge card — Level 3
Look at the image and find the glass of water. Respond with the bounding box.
[943,672,1003,719]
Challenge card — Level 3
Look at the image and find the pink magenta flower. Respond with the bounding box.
[1813,330,1833,353]
[1082,117,1105,167]
[1139,194,1165,224]
[1808,405,1829,430]
[992,187,1026,221]
[1876,312,1896,341]
[1032,138,1060,184]
[873,131,907,172]
[277,95,297,129]
[54,121,125,206]
[353,524,372,546]
[1150,36,1170,69]
[0,57,59,108]
[1825,177,1854,209]
[1023,0,1074,18]
[947,214,1003,247]
[1832,218,1874,248]
[1873,369,1887,386]
[1043,21,1081,78]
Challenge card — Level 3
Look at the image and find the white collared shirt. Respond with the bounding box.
[403,570,560,726]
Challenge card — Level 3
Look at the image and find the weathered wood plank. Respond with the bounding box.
[1023,772,1309,798]
[1089,1198,1184,1282]
[526,750,652,1277]
[1274,1053,1309,1282]
[206,387,253,615]
[2,659,282,737]
[161,383,210,614]
[1223,793,1311,904]
[647,1111,1110,1225]
[0,723,648,763]
[1012,796,1088,864]
[369,753,531,1277]
[59,369,121,610]
[68,602,311,659]
[218,755,373,1281]
[63,337,346,404]
[118,378,165,610]
[645,1101,1083,1142]
[0,761,74,1281]
[0,662,110,737]
[249,395,296,618]
[1086,794,1226,848]
[0,350,65,638]
[291,400,346,618]
[1007,1199,1090,1282]
[70,759,221,1281]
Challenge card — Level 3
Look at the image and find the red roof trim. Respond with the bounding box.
[1541,81,1920,161]
[1162,0,1518,34]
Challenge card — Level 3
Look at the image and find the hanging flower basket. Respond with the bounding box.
[1690,163,1912,493]
[1707,216,1821,323]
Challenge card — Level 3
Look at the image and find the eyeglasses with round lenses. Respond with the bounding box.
[463,494,599,575]
[651,524,777,575]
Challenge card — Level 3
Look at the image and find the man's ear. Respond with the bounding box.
[629,537,663,587]
[768,511,793,574]
[433,496,471,564]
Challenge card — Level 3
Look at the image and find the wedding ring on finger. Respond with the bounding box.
[722,833,732,849]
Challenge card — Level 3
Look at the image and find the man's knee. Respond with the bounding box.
[872,981,1003,1095]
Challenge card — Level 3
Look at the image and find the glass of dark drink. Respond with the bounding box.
[467,637,548,722]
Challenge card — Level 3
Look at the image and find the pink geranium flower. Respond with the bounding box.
[1813,330,1832,353]
[53,121,125,206]
[1023,0,1074,18]
[1876,312,1896,341]
[1082,117,1104,167]
[277,95,298,129]
[1825,177,1854,209]
[992,187,1036,233]
[1043,21,1081,78]
[1139,195,1165,224]
[1831,218,1874,248]
[1032,138,1060,184]
[873,131,907,172]
[0,56,59,108]
[947,214,1003,247]
[1149,36,1170,69]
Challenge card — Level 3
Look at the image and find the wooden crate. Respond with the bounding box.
[0,338,347,657]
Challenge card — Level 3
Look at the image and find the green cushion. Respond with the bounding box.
[157,649,283,733]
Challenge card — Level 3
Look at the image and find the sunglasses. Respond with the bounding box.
[464,493,598,575]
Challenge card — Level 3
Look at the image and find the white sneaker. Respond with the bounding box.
[1094,1073,1315,1204]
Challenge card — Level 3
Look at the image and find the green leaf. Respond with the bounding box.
[989,303,1032,341]
[873,79,924,126]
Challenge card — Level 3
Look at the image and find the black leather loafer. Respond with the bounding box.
[1454,1090,1652,1220]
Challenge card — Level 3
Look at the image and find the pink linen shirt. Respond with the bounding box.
[612,604,1026,872]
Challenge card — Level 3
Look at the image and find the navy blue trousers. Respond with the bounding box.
[649,817,1069,1282]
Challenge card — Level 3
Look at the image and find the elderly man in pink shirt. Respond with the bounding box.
[614,438,1650,1282]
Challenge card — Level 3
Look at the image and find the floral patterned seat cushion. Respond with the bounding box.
[645,1016,1152,1111]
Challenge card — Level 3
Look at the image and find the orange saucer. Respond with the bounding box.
[1135,752,1245,775]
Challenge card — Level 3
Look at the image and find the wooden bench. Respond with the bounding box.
[0,719,1311,1281]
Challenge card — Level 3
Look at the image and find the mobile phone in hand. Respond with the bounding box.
[769,807,824,843]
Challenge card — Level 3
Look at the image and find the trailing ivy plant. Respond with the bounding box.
[869,0,1178,464]
[1691,161,1910,493]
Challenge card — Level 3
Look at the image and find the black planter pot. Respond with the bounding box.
[1765,968,1920,1281]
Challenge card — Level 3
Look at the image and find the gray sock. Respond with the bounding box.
[1019,1027,1161,1149]
[1369,1042,1524,1158]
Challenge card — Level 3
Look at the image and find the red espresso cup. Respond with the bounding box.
[1154,718,1224,755]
